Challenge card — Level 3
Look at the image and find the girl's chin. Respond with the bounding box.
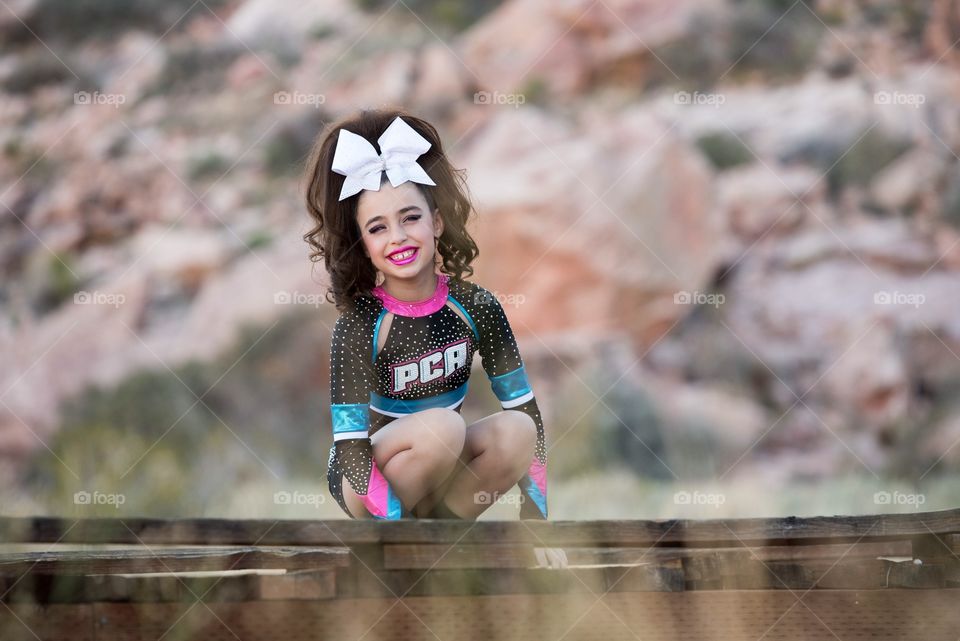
[383,265,430,279]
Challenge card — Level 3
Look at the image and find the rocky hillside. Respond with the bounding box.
[2,0,960,517]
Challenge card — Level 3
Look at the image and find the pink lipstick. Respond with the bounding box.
[387,246,418,265]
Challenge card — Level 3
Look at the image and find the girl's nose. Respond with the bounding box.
[389,225,407,244]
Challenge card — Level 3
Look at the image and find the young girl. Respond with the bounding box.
[302,109,549,521]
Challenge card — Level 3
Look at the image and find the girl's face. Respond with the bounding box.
[355,181,443,281]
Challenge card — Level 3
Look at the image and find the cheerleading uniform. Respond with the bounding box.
[326,273,548,520]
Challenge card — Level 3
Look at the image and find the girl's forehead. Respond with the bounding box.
[356,182,428,223]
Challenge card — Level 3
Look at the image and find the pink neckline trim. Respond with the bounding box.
[372,273,449,317]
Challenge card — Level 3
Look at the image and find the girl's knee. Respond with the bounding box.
[484,411,535,470]
[499,411,536,446]
[417,408,466,454]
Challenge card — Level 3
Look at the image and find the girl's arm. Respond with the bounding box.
[473,286,548,520]
[329,311,403,520]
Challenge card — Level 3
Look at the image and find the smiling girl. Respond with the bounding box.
[302,109,548,523]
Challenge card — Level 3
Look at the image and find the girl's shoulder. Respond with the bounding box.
[448,278,506,318]
[334,293,384,328]
[446,277,492,308]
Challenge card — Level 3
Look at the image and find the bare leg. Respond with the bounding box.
[340,408,466,518]
[411,441,475,517]
[430,410,537,520]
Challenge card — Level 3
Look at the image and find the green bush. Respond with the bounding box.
[23,0,227,44]
[263,111,327,177]
[543,361,672,481]
[21,251,82,315]
[665,304,771,398]
[696,131,754,170]
[309,23,338,40]
[6,141,57,183]
[779,126,911,197]
[1,49,75,94]
[245,230,274,250]
[24,309,334,517]
[602,380,673,480]
[726,0,824,79]
[353,0,505,34]
[824,128,911,195]
[187,152,231,182]
[518,76,549,107]
[649,0,825,89]
[862,1,930,44]
[143,43,243,98]
[944,171,960,230]
[46,253,81,311]
[646,13,730,90]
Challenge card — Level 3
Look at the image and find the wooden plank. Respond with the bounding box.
[3,510,960,547]
[7,564,513,603]
[586,539,912,567]
[695,539,913,561]
[384,543,536,569]
[383,540,914,570]
[0,603,93,641]
[603,558,686,592]
[338,566,610,598]
[342,556,950,597]
[2,569,337,603]
[4,554,953,602]
[716,557,951,590]
[718,558,890,590]
[86,573,179,602]
[0,545,351,576]
[3,589,958,641]
[258,570,337,600]
[913,533,960,559]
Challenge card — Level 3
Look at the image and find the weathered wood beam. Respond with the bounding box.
[2,509,959,547]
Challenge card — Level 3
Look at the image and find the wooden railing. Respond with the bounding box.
[2,509,959,640]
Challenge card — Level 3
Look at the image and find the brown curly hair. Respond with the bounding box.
[302,108,479,313]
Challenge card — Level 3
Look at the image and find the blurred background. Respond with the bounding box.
[1,0,959,522]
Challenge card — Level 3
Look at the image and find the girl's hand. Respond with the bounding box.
[533,546,568,569]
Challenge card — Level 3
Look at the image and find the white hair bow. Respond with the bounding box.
[331,116,437,201]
